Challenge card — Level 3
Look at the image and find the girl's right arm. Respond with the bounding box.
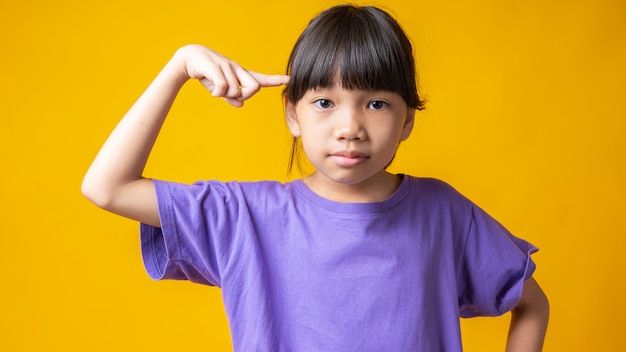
[81,44,289,227]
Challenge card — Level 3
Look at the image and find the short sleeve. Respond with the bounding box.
[457,205,538,318]
[140,180,238,287]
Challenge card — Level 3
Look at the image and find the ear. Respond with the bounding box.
[284,96,301,137]
[400,108,415,141]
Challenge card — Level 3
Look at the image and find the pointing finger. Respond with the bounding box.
[249,71,290,87]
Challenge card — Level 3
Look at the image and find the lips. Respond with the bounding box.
[329,150,369,166]
[331,150,367,157]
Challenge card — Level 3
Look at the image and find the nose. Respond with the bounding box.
[335,108,366,141]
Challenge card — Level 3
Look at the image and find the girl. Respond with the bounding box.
[83,4,549,351]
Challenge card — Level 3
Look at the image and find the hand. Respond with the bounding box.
[174,44,290,107]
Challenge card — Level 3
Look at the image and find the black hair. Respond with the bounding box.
[283,4,426,174]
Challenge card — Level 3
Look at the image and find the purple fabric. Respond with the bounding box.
[140,175,537,351]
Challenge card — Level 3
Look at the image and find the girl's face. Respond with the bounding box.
[286,82,415,201]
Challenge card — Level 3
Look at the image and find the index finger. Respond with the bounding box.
[236,70,289,101]
[249,71,290,88]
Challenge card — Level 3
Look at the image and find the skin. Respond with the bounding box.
[507,277,550,351]
[285,84,414,203]
[82,44,289,228]
[82,44,548,351]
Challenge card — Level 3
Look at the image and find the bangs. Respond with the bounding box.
[295,19,398,92]
[284,5,423,110]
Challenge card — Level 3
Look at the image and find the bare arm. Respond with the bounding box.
[82,44,289,227]
[506,277,550,351]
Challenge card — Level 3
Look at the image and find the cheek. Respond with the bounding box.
[374,126,405,155]
[372,119,405,140]
[299,119,328,140]
[297,125,318,149]
[300,132,324,158]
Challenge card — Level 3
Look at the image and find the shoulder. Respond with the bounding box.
[401,175,475,218]
[234,180,298,201]
[199,179,299,206]
[237,179,294,192]
[152,179,296,204]
[160,179,292,193]
[152,179,300,221]
[408,176,455,192]
[405,176,469,202]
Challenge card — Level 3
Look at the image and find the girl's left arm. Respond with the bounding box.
[506,277,550,351]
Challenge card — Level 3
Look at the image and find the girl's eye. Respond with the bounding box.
[368,100,388,110]
[314,99,333,109]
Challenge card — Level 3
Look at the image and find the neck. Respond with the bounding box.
[303,171,401,203]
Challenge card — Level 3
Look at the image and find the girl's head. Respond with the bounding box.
[284,5,425,109]
[283,4,426,174]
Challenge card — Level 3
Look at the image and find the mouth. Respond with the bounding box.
[329,150,369,167]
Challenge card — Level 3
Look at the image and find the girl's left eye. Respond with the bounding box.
[368,100,388,110]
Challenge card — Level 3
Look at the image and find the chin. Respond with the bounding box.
[322,170,384,186]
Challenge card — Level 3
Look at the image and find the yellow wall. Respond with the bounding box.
[2,0,624,350]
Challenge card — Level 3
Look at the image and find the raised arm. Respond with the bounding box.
[506,277,550,351]
[81,44,289,227]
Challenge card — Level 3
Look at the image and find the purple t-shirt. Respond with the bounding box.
[140,175,537,351]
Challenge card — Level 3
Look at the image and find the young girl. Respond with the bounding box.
[83,4,549,351]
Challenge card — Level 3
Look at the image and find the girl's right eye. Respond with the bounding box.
[313,99,333,109]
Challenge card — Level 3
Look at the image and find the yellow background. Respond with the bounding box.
[2,0,625,350]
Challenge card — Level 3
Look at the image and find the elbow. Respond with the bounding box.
[81,174,115,210]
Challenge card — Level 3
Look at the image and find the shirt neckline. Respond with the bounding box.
[291,174,414,216]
